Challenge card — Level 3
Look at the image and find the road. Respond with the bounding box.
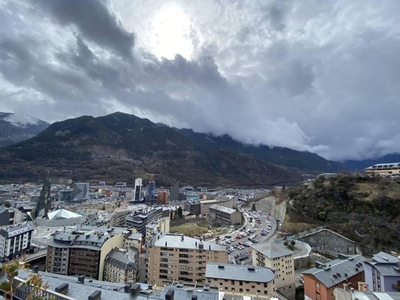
[224,207,278,264]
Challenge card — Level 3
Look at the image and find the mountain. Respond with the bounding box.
[0,112,302,186]
[178,129,345,174]
[0,112,50,147]
[343,153,400,171]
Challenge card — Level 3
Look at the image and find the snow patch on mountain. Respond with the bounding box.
[3,113,41,128]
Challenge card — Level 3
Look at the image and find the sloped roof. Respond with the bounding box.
[47,209,81,220]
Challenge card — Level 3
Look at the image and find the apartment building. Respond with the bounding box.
[200,198,234,217]
[365,162,400,177]
[148,233,227,286]
[145,217,170,244]
[123,230,142,250]
[205,263,275,296]
[364,251,400,292]
[252,241,295,298]
[303,254,365,300]
[46,226,129,280]
[0,222,34,261]
[109,209,131,227]
[157,191,168,204]
[103,248,138,284]
[209,204,242,225]
[126,206,163,237]
[184,200,201,216]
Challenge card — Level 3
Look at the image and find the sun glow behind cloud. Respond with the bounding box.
[148,4,193,60]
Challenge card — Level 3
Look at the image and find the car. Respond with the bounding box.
[299,277,304,284]
[238,241,243,245]
[248,249,252,253]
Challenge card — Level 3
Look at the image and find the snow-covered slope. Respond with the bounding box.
[0,112,50,147]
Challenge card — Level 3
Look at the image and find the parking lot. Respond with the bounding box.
[219,209,277,264]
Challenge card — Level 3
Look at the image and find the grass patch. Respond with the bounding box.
[170,223,209,237]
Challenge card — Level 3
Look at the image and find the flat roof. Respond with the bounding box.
[16,270,158,300]
[251,242,294,259]
[209,204,236,214]
[303,255,365,288]
[366,162,400,169]
[152,233,226,252]
[205,263,275,283]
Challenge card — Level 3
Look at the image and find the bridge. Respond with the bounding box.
[18,249,47,263]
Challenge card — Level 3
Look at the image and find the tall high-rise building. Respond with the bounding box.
[170,182,179,201]
[133,178,142,202]
[34,179,51,219]
[157,191,168,205]
[145,181,156,203]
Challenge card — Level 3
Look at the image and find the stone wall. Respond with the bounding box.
[298,229,357,258]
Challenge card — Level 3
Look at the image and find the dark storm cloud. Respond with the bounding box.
[2,0,400,161]
[35,0,134,58]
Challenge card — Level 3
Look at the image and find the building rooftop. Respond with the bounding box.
[372,263,400,277]
[160,284,219,300]
[105,248,138,270]
[366,162,400,169]
[302,254,365,288]
[47,209,81,220]
[334,287,400,300]
[205,263,275,283]
[48,225,129,249]
[0,222,34,238]
[126,232,142,240]
[252,241,294,259]
[209,204,236,214]
[372,251,400,263]
[15,269,158,300]
[152,233,226,252]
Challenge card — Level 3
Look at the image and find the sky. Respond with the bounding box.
[0,0,400,161]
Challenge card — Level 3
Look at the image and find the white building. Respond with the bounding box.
[133,178,142,202]
[0,222,34,261]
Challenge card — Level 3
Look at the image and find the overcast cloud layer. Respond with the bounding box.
[1,0,400,161]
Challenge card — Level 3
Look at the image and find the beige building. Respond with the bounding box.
[200,198,234,217]
[148,233,227,286]
[109,210,131,227]
[123,230,142,250]
[145,217,170,244]
[209,204,242,225]
[205,263,275,296]
[252,242,295,298]
[46,226,129,280]
[365,162,400,177]
[103,248,138,284]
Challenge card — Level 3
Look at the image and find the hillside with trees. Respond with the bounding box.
[286,174,400,256]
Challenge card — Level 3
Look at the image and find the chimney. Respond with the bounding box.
[191,295,198,300]
[181,235,184,241]
[124,284,131,293]
[315,262,324,269]
[55,283,69,295]
[130,283,140,295]
[78,275,85,284]
[165,289,174,300]
[165,241,167,247]
[88,290,101,300]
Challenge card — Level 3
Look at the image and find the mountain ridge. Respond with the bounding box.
[0,112,303,186]
[0,112,50,147]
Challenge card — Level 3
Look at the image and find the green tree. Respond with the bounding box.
[0,256,53,300]
[177,206,183,219]
[4,201,11,208]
